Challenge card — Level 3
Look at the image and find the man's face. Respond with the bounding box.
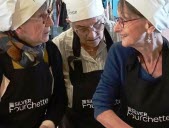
[73,15,105,48]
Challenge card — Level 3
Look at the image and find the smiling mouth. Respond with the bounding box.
[44,32,50,34]
[120,34,127,38]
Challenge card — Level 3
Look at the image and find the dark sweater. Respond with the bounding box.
[0,41,67,128]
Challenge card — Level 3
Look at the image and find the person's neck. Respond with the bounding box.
[133,34,163,62]
[81,44,99,52]
[134,35,163,77]
[81,43,100,59]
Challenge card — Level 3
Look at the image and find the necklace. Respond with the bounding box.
[140,51,162,76]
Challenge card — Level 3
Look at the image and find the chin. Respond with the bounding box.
[42,37,49,43]
[122,42,133,47]
[87,40,100,47]
[122,42,129,47]
[121,39,133,47]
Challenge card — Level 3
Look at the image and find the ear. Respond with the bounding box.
[15,27,23,35]
[72,24,78,34]
[145,21,156,34]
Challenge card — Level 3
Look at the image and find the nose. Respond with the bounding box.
[113,22,122,33]
[45,16,54,27]
[87,29,97,39]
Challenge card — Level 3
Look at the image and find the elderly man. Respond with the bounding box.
[52,0,114,127]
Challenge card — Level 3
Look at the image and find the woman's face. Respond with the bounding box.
[72,15,105,48]
[15,4,54,46]
[114,3,148,47]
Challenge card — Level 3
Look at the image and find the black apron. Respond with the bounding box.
[61,29,113,128]
[0,46,52,128]
[120,38,169,128]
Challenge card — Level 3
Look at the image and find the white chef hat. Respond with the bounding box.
[0,0,46,31]
[126,0,169,32]
[63,0,104,22]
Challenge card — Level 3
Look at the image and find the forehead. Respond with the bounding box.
[73,15,103,27]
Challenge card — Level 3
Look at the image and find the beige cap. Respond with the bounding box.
[63,0,104,22]
[126,0,169,32]
[0,0,46,31]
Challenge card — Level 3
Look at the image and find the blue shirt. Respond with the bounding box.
[92,42,158,118]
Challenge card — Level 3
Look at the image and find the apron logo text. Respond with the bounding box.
[82,99,94,108]
[9,98,48,113]
[127,106,169,123]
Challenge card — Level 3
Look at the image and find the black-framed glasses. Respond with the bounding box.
[30,8,53,24]
[30,0,54,25]
[114,17,142,28]
[74,20,105,35]
[43,0,54,24]
[42,8,53,24]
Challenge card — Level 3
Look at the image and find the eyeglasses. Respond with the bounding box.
[114,17,142,28]
[30,8,53,24]
[74,20,105,35]
[42,8,53,24]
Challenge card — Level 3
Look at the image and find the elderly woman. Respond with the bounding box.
[0,0,67,128]
[93,0,169,128]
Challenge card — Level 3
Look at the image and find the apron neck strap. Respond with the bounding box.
[162,37,169,76]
